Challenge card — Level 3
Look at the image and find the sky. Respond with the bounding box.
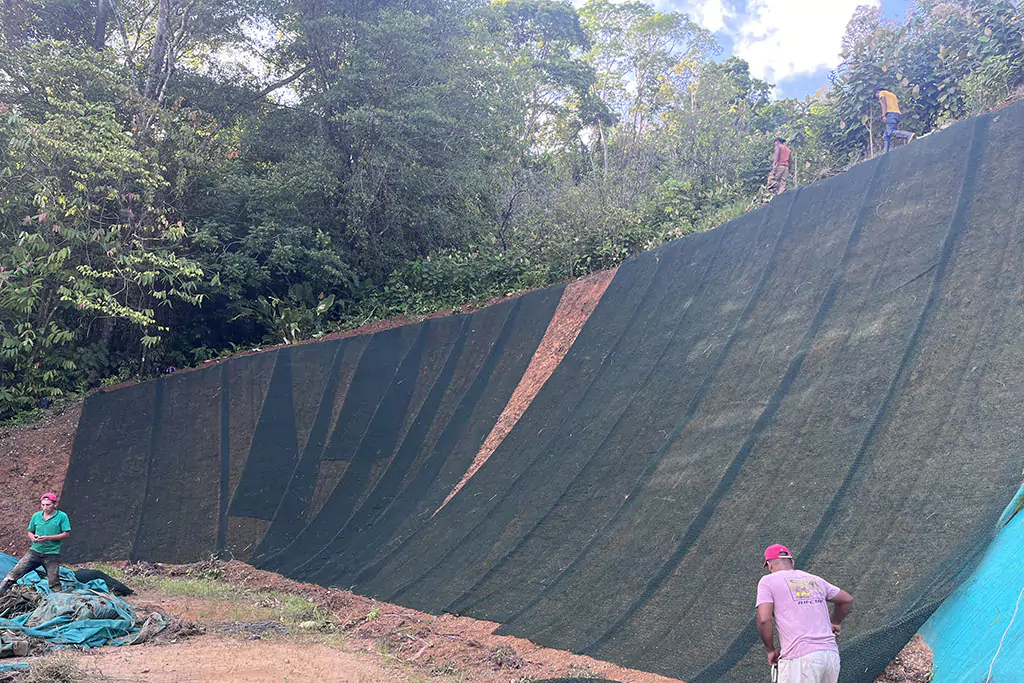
[572,0,914,98]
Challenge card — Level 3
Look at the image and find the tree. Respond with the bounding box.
[0,0,95,49]
[579,0,714,141]
[0,43,207,417]
[478,0,596,251]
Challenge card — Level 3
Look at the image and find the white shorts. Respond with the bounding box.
[777,650,840,683]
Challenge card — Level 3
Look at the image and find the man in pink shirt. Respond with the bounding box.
[766,137,791,197]
[755,544,854,683]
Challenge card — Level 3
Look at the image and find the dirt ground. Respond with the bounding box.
[66,559,685,683]
[0,270,933,682]
[5,555,934,683]
[80,639,401,683]
[0,402,80,556]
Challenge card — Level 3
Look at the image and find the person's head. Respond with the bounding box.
[774,137,786,145]
[40,493,57,514]
[763,544,795,572]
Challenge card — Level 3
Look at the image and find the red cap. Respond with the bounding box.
[40,493,57,503]
[763,544,793,567]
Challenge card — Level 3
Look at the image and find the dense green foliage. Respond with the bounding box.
[2,0,1023,419]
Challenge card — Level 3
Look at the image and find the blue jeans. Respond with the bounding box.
[884,113,912,152]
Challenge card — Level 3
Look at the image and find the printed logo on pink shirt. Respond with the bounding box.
[785,578,826,605]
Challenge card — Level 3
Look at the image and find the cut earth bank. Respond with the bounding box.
[0,266,935,682]
[0,389,931,681]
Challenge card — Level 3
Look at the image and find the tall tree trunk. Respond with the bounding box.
[143,0,171,99]
[92,0,109,50]
[598,121,609,187]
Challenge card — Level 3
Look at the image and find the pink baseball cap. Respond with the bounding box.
[40,493,57,502]
[763,544,793,567]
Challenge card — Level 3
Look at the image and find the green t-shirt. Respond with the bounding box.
[28,510,71,555]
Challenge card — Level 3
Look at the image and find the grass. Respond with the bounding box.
[89,562,332,628]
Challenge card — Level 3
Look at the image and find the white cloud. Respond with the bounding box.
[729,0,881,84]
[692,0,730,33]
[571,0,874,89]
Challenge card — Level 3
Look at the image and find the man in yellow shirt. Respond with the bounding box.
[876,88,914,152]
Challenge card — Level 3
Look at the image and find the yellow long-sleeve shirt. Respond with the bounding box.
[878,90,901,116]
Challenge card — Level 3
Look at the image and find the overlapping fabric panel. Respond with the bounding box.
[60,381,156,561]
[63,286,563,571]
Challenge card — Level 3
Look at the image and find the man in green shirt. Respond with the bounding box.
[0,493,71,595]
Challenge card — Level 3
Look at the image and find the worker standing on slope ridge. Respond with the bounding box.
[766,137,791,197]
[0,493,72,596]
[756,544,854,683]
[876,87,914,153]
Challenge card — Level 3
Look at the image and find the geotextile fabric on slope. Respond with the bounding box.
[63,103,1024,682]
[62,285,564,572]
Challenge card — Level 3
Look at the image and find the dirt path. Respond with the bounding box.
[41,560,682,683]
[81,638,404,683]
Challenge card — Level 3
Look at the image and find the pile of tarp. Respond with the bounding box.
[0,553,158,674]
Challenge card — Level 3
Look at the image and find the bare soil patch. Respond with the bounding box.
[440,268,616,510]
[873,634,933,683]
[75,638,411,683]
[59,558,931,683]
[65,558,681,683]
[0,402,81,556]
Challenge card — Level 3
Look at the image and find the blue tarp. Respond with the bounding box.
[0,553,139,649]
[922,486,1024,682]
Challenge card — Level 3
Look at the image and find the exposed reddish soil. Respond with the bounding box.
[80,638,400,683]
[73,559,933,683]
[80,558,683,683]
[0,402,80,556]
[439,268,616,511]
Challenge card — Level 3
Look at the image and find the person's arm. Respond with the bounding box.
[756,602,780,665]
[772,145,781,169]
[36,531,70,543]
[879,94,888,118]
[828,589,854,636]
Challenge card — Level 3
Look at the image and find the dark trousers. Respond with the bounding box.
[2,549,61,591]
